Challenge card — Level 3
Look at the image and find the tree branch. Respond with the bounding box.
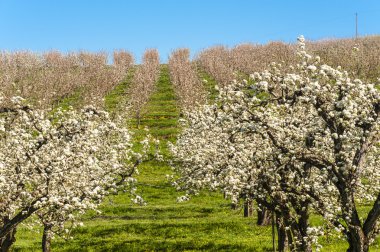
[363,193,380,237]
[0,199,40,239]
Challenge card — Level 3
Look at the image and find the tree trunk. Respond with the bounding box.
[243,199,253,217]
[297,205,312,252]
[284,213,312,252]
[271,211,276,252]
[289,222,312,252]
[0,227,16,252]
[276,216,288,252]
[0,201,39,252]
[42,224,53,252]
[223,192,237,209]
[346,227,369,252]
[339,186,371,252]
[136,111,141,129]
[286,229,294,251]
[137,116,141,129]
[257,205,271,226]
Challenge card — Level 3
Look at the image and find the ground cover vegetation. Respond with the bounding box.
[1,35,380,251]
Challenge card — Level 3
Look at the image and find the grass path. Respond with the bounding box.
[196,67,219,102]
[48,65,273,251]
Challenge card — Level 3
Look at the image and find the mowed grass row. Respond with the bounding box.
[87,65,274,251]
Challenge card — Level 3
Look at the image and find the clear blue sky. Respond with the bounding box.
[0,0,379,62]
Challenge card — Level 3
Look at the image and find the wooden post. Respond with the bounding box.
[356,13,358,39]
[272,211,276,252]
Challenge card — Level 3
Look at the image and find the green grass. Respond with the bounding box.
[196,67,219,101]
[105,68,135,114]
[53,90,83,110]
[12,65,380,251]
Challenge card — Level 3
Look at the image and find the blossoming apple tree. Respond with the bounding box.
[0,97,146,251]
[171,36,380,252]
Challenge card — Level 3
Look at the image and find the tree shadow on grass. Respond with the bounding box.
[56,238,270,252]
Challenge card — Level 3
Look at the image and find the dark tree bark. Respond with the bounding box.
[346,226,369,252]
[271,211,276,252]
[42,224,53,252]
[283,209,312,252]
[243,199,253,217]
[339,185,372,252]
[257,205,271,226]
[286,229,294,252]
[0,202,39,251]
[0,227,16,252]
[230,203,238,210]
[296,204,312,252]
[276,216,288,252]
